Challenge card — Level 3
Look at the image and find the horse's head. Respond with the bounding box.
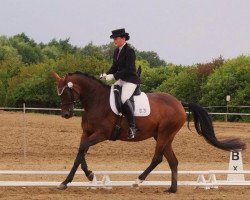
[52,72,80,119]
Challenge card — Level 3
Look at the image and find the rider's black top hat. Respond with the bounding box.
[110,28,130,41]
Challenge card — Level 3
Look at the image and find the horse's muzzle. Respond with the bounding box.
[61,109,73,119]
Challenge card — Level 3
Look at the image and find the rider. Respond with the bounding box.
[102,28,139,139]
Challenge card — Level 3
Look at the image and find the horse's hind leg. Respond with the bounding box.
[163,145,178,193]
[136,124,181,192]
[136,136,165,184]
[137,154,163,182]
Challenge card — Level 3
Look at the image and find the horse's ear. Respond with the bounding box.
[65,74,68,80]
[52,71,61,83]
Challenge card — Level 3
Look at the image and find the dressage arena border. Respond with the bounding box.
[0,108,249,190]
[0,170,250,189]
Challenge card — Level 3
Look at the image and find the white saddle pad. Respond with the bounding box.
[110,85,150,117]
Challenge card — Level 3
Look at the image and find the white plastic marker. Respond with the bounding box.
[227,150,245,181]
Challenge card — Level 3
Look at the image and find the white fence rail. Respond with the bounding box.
[1,170,250,175]
[0,170,250,189]
[1,106,250,116]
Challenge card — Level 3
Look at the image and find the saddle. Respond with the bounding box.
[109,84,150,141]
[110,85,150,117]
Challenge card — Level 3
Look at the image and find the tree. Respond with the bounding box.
[157,67,201,103]
[137,50,166,67]
[141,66,169,92]
[48,38,77,54]
[5,62,59,107]
[0,46,23,105]
[201,55,250,107]
[80,42,106,60]
[9,33,43,64]
[1,32,248,119]
[196,56,224,78]
[100,42,116,60]
[41,45,61,60]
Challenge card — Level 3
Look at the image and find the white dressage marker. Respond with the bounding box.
[227,150,245,181]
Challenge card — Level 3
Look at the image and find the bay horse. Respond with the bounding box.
[52,71,246,193]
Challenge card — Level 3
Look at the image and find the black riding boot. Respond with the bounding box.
[123,100,137,139]
[113,85,122,114]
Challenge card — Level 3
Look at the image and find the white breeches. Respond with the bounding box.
[114,79,137,104]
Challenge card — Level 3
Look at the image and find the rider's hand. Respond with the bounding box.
[105,74,114,81]
[99,73,107,80]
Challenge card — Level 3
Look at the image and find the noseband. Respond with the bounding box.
[57,82,80,107]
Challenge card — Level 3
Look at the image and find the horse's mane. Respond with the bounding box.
[68,71,111,89]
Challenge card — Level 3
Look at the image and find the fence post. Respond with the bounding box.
[22,103,27,160]
[225,95,230,122]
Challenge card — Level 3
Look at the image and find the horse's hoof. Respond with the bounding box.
[87,172,94,181]
[132,178,143,187]
[132,183,139,187]
[57,183,67,190]
[165,187,177,193]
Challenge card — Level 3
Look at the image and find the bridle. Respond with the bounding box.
[57,82,80,107]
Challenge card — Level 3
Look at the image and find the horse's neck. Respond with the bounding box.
[78,77,109,111]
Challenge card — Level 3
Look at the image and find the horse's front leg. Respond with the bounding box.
[57,132,105,190]
[80,147,94,181]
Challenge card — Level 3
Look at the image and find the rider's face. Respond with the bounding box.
[113,37,126,47]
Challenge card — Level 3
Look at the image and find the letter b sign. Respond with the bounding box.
[232,151,239,160]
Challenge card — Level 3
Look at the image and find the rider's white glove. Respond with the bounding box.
[105,74,114,81]
[99,73,107,80]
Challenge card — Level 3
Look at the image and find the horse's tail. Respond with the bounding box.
[181,102,246,151]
